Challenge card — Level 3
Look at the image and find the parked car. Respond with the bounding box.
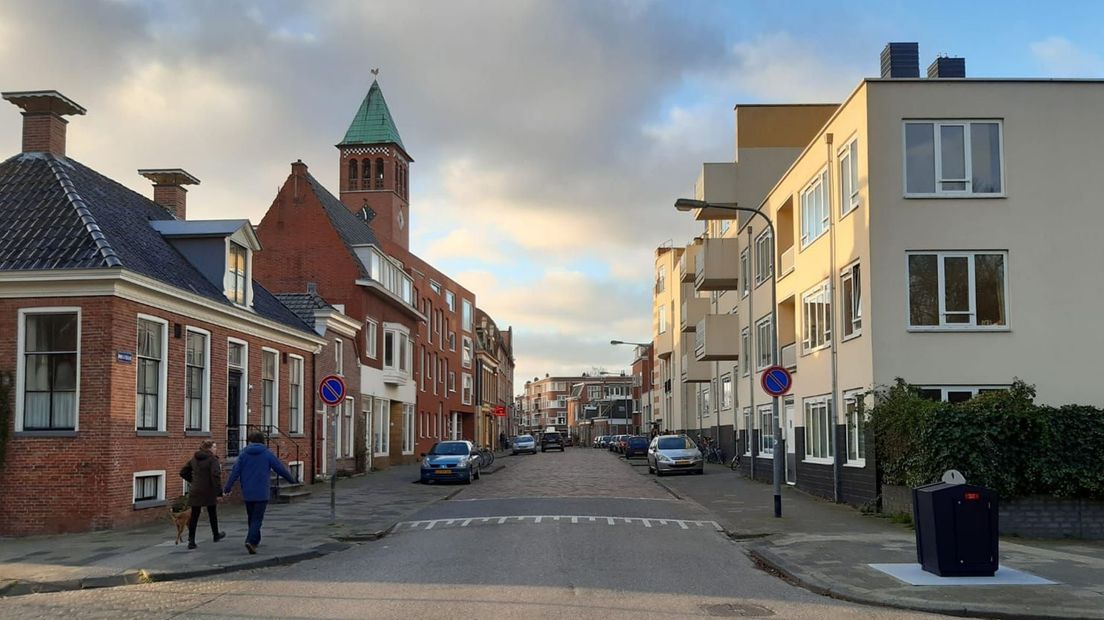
[617,435,631,453]
[420,440,481,484]
[596,435,610,448]
[512,434,537,455]
[647,434,703,476]
[609,434,626,453]
[541,431,565,452]
[563,435,574,447]
[623,436,650,459]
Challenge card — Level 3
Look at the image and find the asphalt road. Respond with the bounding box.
[0,449,939,619]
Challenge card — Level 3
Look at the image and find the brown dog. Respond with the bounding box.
[170,507,191,544]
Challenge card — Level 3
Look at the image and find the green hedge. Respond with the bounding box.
[869,379,1104,500]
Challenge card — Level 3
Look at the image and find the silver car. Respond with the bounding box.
[647,434,703,476]
[512,434,537,455]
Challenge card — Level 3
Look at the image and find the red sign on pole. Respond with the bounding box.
[493,406,507,417]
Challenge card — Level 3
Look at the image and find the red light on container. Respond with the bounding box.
[964,492,981,501]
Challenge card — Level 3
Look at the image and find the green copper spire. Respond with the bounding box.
[339,80,405,150]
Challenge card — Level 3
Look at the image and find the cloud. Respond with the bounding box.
[1029,36,1104,77]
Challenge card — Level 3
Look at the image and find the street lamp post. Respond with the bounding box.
[674,198,783,518]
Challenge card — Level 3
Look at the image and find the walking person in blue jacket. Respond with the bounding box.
[223,431,297,554]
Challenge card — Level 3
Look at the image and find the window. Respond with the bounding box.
[383,327,412,375]
[803,396,833,461]
[904,121,1002,195]
[700,385,711,419]
[739,249,750,297]
[185,329,209,432]
[288,355,304,434]
[18,309,80,431]
[262,349,278,429]
[375,158,384,188]
[588,386,601,400]
[430,281,442,295]
[344,397,354,458]
[227,242,249,305]
[758,405,775,455]
[908,252,1007,329]
[802,281,831,352]
[658,305,667,334]
[839,139,860,216]
[462,336,473,368]
[462,299,473,332]
[755,229,773,285]
[755,315,772,370]
[402,403,415,454]
[335,339,344,375]
[740,328,750,376]
[800,169,830,248]
[133,470,165,507]
[448,332,456,351]
[373,398,389,456]
[720,375,732,409]
[136,316,167,431]
[844,390,866,465]
[742,408,753,455]
[450,371,457,393]
[721,219,731,235]
[365,319,378,359]
[841,262,862,339]
[446,290,456,312]
[462,373,473,405]
[916,386,1007,403]
[288,461,304,483]
[656,267,666,294]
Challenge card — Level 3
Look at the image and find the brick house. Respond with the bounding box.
[474,308,514,447]
[0,91,324,535]
[253,160,423,469]
[336,83,481,455]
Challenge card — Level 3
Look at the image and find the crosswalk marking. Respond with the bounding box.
[396,515,723,533]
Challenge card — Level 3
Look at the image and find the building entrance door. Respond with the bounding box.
[227,370,243,457]
[784,397,796,484]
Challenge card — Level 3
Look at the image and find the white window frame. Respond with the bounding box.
[344,397,355,458]
[373,398,390,457]
[657,304,667,334]
[462,373,473,405]
[755,315,773,371]
[335,338,344,376]
[132,470,166,507]
[227,337,249,442]
[287,460,304,483]
[839,137,860,217]
[740,328,750,376]
[135,314,169,432]
[803,395,834,464]
[184,326,211,433]
[445,290,456,312]
[225,240,252,307]
[462,299,473,332]
[758,404,775,456]
[261,347,280,431]
[462,336,474,369]
[754,229,773,286]
[840,261,862,340]
[742,407,753,455]
[906,251,1009,331]
[16,307,82,432]
[739,248,750,297]
[800,168,830,249]
[288,354,305,435]
[402,403,415,455]
[700,385,711,419]
[843,389,866,467]
[720,374,732,410]
[903,120,1005,198]
[430,281,442,295]
[915,385,1008,402]
[801,280,832,353]
[365,318,378,359]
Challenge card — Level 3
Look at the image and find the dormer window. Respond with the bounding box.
[227,242,249,306]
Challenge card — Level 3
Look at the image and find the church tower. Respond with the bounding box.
[338,80,412,250]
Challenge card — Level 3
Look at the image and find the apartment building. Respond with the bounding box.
[474,307,515,446]
[519,375,589,434]
[630,343,653,434]
[568,376,634,446]
[670,43,1104,506]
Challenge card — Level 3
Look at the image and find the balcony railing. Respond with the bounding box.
[781,342,796,370]
[779,246,795,278]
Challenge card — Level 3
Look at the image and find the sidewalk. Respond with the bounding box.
[637,460,1104,620]
[0,461,476,597]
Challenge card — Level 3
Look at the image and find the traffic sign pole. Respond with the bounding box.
[317,375,346,524]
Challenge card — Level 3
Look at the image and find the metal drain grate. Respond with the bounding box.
[701,602,775,617]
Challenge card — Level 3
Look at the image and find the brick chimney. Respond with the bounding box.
[138,169,200,220]
[2,90,86,156]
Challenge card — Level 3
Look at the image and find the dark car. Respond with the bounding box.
[541,432,565,452]
[623,436,649,459]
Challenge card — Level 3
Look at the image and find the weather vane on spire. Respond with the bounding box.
[371,68,380,78]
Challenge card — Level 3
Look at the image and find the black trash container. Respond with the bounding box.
[912,482,998,576]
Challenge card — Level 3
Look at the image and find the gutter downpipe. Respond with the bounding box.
[827,133,843,504]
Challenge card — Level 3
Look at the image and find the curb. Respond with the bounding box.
[747,544,1099,620]
[0,542,351,598]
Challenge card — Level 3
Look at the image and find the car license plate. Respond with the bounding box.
[675,460,690,465]
[434,469,451,474]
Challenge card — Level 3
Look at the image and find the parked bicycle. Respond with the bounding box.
[728,452,741,470]
[475,446,495,469]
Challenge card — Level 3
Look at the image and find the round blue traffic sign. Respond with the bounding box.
[318,374,346,405]
[760,365,793,397]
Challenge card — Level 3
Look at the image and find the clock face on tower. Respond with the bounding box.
[397,208,405,231]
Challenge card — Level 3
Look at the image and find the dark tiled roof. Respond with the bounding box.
[273,292,331,328]
[305,172,379,277]
[0,153,313,335]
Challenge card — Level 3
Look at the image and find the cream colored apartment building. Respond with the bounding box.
[663,51,1104,505]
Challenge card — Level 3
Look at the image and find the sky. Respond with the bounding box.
[2,1,1103,393]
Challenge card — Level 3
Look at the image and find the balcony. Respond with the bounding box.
[382,367,408,386]
[781,342,797,370]
[779,246,794,279]
[680,239,702,283]
[693,314,742,361]
[680,297,710,333]
[654,326,673,359]
[694,237,740,291]
[680,341,711,383]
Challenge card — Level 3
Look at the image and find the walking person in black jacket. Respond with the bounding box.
[180,440,226,549]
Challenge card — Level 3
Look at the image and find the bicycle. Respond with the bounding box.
[704,444,725,465]
[728,452,741,470]
[475,446,495,469]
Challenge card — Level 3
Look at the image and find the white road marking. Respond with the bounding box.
[395,515,722,532]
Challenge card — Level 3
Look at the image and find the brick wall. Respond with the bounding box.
[22,113,67,156]
[0,294,316,536]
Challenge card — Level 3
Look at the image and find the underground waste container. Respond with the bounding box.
[912,481,998,576]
